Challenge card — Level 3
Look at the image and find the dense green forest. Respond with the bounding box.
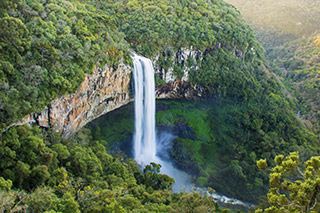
[1,0,319,212]
[225,1,320,135]
[267,34,320,134]
[0,125,219,212]
[0,0,129,130]
[0,0,267,211]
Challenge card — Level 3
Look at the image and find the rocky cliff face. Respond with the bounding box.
[155,48,205,99]
[18,49,205,138]
[21,64,132,137]
[156,81,205,99]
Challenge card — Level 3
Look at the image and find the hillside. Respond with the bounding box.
[268,34,320,133]
[0,0,263,130]
[225,0,320,55]
[225,0,320,135]
[0,0,269,211]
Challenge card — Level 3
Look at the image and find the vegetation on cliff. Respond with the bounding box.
[226,0,320,135]
[89,99,318,203]
[0,0,129,129]
[0,0,263,129]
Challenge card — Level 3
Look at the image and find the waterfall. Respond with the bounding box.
[131,54,254,208]
[132,53,192,192]
[132,54,156,165]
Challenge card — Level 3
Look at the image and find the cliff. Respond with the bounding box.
[17,50,204,138]
[20,64,132,137]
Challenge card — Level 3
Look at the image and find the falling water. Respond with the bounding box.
[132,53,192,192]
[132,54,156,165]
[131,53,253,209]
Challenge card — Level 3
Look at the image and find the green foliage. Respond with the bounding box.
[256,152,320,212]
[58,192,80,213]
[267,34,320,134]
[0,125,216,212]
[170,192,216,213]
[226,0,320,136]
[1,0,265,131]
[204,96,318,202]
[0,177,12,191]
[0,0,129,130]
[257,159,268,170]
[115,0,262,58]
[89,97,318,203]
[26,187,59,212]
[143,163,175,190]
[157,98,318,202]
[1,0,319,211]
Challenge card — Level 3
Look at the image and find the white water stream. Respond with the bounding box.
[132,54,157,165]
[132,53,253,209]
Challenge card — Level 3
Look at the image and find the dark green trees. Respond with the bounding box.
[142,162,174,190]
[0,125,216,212]
[0,0,265,131]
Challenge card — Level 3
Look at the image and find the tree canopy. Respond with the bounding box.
[0,125,218,212]
[256,152,320,212]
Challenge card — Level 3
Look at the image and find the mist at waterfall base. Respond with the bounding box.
[132,54,253,209]
[156,132,193,192]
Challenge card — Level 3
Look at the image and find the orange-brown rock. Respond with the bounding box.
[25,63,132,137]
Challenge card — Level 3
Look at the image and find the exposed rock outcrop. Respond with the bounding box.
[23,64,132,137]
[155,48,206,99]
[154,48,203,83]
[156,80,205,99]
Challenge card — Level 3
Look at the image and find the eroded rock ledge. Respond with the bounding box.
[20,64,132,137]
[156,81,205,99]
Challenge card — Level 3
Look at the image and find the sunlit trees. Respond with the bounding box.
[0,0,266,131]
[1,0,318,211]
[256,152,320,212]
[0,0,128,130]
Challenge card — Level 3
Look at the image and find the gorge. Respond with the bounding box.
[1,0,319,212]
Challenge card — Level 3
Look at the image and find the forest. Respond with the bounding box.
[1,0,319,212]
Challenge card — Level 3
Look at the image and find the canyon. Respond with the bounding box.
[17,51,205,138]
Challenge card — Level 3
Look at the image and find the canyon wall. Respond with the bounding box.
[18,50,205,138]
[21,64,132,137]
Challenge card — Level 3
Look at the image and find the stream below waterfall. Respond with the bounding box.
[156,131,254,210]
